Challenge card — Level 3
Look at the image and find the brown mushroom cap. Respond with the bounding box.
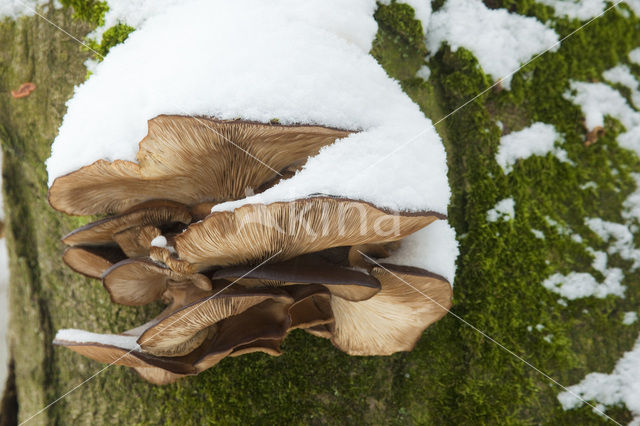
[48,115,351,215]
[62,246,126,279]
[285,284,333,330]
[61,200,191,246]
[102,258,212,306]
[53,338,197,376]
[329,263,452,356]
[113,225,162,258]
[175,197,443,270]
[138,288,293,357]
[133,367,187,385]
[229,338,283,357]
[192,294,294,372]
[210,254,381,301]
[304,324,333,339]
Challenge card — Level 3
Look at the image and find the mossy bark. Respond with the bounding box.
[1,2,640,425]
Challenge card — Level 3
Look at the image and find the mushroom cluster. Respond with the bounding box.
[51,115,453,385]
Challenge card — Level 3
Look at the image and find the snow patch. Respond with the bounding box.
[55,329,141,351]
[542,269,626,299]
[623,311,638,325]
[416,64,431,81]
[531,228,546,239]
[565,80,640,156]
[46,0,451,215]
[487,198,515,222]
[383,220,459,285]
[585,218,640,270]
[630,47,640,65]
[150,235,167,248]
[623,173,640,225]
[603,64,640,108]
[495,122,568,173]
[427,0,559,88]
[558,334,640,424]
[535,0,627,21]
[0,0,60,20]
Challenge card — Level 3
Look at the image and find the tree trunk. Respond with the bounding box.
[1,2,639,424]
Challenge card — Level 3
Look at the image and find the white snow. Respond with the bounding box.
[426,0,559,88]
[495,122,567,173]
[416,64,431,81]
[531,228,546,239]
[623,173,640,224]
[623,311,638,325]
[542,269,626,299]
[585,218,640,270]
[46,0,451,216]
[150,235,167,248]
[54,329,140,351]
[383,220,459,285]
[630,48,640,65]
[603,64,640,108]
[0,150,8,397]
[565,80,640,156]
[558,334,640,424]
[537,0,640,20]
[487,198,515,222]
[0,0,60,20]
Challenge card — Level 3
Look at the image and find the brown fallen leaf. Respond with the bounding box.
[11,82,36,99]
[585,126,604,147]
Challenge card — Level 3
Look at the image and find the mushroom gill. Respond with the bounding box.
[48,116,351,216]
[50,113,455,385]
[329,261,452,356]
[175,197,443,269]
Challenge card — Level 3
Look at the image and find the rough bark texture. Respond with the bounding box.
[1,1,640,424]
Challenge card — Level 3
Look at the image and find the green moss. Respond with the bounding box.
[87,23,135,59]
[2,2,640,425]
[59,0,108,27]
[374,1,426,54]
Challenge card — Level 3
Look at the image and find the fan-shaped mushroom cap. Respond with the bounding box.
[175,197,443,270]
[285,284,333,329]
[211,254,381,301]
[61,200,190,246]
[329,263,452,356]
[133,367,186,385]
[62,246,126,279]
[113,226,162,258]
[304,324,332,339]
[102,258,212,306]
[48,115,351,215]
[53,331,197,375]
[192,294,294,372]
[138,288,293,358]
[230,338,283,357]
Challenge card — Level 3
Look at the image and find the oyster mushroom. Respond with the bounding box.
[61,199,191,250]
[62,246,127,279]
[175,197,444,269]
[54,285,302,383]
[48,116,351,215]
[210,254,381,302]
[102,258,212,306]
[327,250,452,356]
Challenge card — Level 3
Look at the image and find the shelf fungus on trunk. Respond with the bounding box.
[49,114,454,384]
[48,115,351,216]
